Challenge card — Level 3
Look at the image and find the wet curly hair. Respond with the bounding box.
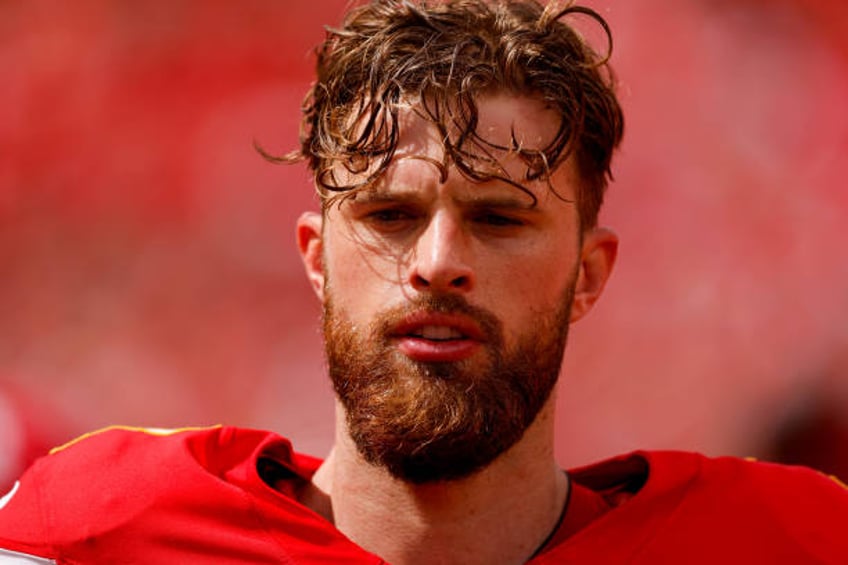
[278,0,624,228]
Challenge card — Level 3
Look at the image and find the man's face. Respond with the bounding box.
[298,94,616,482]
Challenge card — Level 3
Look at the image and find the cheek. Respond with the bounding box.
[324,219,415,296]
[498,239,576,287]
[494,252,578,315]
[502,269,559,310]
[323,243,395,317]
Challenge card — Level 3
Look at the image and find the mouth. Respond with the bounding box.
[408,325,467,341]
[389,312,484,362]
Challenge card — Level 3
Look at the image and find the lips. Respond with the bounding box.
[409,325,465,340]
[389,312,484,362]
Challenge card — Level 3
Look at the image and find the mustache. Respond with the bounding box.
[373,293,503,343]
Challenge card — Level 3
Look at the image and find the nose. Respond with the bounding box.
[408,210,475,294]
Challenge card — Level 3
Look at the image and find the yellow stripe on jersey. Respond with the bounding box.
[829,474,848,491]
[49,424,222,455]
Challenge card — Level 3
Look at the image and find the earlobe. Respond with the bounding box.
[296,211,326,302]
[569,227,618,323]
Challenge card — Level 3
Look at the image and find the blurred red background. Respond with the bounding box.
[1,0,846,489]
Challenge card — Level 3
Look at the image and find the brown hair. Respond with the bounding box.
[278,0,624,227]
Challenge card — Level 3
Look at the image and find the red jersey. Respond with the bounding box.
[0,426,845,563]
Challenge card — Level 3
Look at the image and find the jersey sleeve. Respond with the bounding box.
[762,463,848,560]
[683,454,848,561]
[0,425,225,559]
[0,467,55,559]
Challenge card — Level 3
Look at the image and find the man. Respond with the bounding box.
[0,1,845,563]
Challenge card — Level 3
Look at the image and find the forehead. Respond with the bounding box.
[465,93,563,152]
[339,92,577,205]
[393,92,561,159]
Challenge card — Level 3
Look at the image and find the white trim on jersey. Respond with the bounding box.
[0,549,55,564]
[0,482,20,511]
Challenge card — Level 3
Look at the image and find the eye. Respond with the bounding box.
[368,208,413,223]
[474,212,524,228]
[360,206,421,234]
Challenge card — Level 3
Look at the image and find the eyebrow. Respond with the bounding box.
[350,186,538,211]
[346,190,420,208]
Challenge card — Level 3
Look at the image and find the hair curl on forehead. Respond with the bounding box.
[272,0,624,228]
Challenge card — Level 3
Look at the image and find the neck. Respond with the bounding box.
[309,396,568,565]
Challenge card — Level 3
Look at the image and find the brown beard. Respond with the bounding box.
[323,290,573,483]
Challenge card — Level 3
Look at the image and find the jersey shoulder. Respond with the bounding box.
[553,451,848,563]
[0,425,293,554]
[631,450,848,523]
[673,450,848,510]
[644,451,848,560]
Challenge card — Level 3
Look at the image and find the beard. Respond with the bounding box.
[323,288,574,484]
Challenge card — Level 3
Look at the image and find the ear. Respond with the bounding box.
[570,227,618,323]
[296,211,326,302]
